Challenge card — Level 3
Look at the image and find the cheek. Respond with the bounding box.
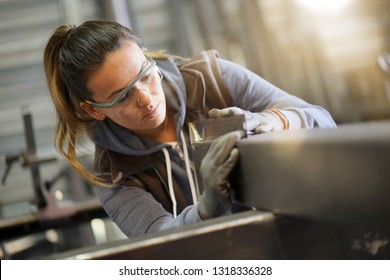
[113,114,140,131]
[158,102,167,120]
[112,88,166,126]
[158,87,168,108]
[117,110,141,123]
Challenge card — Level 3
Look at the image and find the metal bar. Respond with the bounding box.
[44,211,280,260]
[22,111,47,209]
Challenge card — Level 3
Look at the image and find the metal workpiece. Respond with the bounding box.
[189,115,246,194]
[230,121,390,259]
[45,211,281,260]
[232,120,390,226]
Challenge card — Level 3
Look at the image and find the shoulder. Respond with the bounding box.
[217,57,260,83]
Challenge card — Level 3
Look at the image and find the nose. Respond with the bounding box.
[136,87,153,107]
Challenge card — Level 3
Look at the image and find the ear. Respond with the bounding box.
[79,101,106,121]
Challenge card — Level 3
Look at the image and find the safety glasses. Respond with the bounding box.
[84,56,157,108]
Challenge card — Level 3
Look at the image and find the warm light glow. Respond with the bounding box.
[54,190,63,200]
[91,218,107,244]
[295,0,353,14]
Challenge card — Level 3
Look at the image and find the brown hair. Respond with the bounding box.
[43,20,156,187]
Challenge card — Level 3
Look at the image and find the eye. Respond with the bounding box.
[141,72,152,82]
[142,65,157,81]
[117,91,131,104]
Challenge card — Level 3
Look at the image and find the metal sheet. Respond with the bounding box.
[230,121,390,258]
[232,121,390,227]
[45,211,282,260]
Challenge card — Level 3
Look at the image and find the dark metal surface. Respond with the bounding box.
[45,211,283,260]
[231,120,390,259]
[232,120,390,226]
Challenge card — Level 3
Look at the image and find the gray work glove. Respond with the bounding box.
[198,130,244,219]
[209,107,288,134]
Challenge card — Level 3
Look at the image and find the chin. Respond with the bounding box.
[155,112,167,128]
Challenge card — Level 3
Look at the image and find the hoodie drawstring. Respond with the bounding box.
[162,147,177,218]
[162,131,199,219]
[180,130,199,204]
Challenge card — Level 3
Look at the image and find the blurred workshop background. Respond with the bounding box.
[0,0,389,259]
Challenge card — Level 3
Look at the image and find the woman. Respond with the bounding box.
[44,20,336,238]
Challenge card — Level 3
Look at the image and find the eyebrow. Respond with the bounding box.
[105,59,149,101]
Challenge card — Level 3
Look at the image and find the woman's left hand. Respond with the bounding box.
[208,107,288,134]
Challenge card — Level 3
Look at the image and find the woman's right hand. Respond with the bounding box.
[197,130,244,219]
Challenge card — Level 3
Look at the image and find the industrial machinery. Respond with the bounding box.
[0,111,113,259]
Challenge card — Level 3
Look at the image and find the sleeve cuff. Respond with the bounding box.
[280,108,309,129]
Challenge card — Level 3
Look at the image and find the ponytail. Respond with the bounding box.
[44,23,109,187]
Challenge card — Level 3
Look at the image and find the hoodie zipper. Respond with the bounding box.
[174,144,185,160]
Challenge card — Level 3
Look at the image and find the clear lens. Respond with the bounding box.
[112,65,160,116]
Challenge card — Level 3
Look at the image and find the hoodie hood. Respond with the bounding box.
[90,57,187,156]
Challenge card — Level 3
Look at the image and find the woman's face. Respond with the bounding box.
[85,41,167,136]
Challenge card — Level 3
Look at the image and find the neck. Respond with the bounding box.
[145,110,177,143]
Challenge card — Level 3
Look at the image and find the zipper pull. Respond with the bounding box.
[174,144,184,160]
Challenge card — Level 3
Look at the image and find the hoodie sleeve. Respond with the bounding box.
[217,58,337,128]
[94,184,202,238]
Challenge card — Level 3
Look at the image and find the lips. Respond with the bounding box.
[142,102,160,120]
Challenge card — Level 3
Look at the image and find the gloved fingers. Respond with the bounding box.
[218,148,239,181]
[205,131,243,165]
[226,107,245,115]
[246,118,261,131]
[217,182,231,197]
[209,108,231,118]
[208,107,243,118]
[198,190,231,219]
[254,123,274,134]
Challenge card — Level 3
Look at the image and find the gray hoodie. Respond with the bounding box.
[91,56,337,238]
